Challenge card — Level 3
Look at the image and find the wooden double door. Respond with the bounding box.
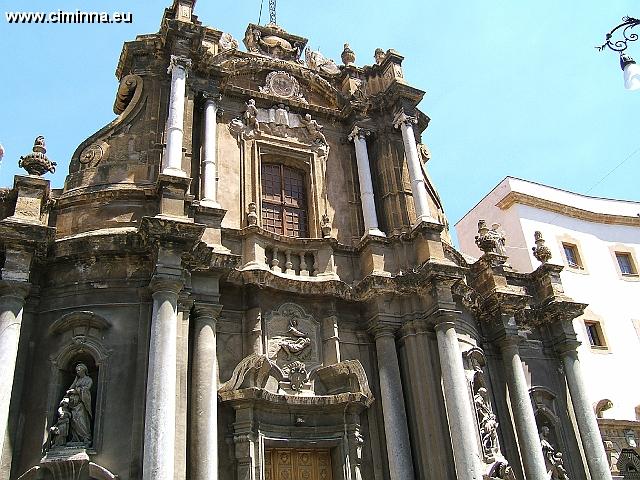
[265,448,333,480]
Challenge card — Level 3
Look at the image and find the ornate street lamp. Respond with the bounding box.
[598,16,640,91]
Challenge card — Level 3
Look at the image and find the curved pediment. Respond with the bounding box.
[210,51,345,110]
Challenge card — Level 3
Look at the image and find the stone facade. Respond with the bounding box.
[0,2,612,479]
[456,176,640,479]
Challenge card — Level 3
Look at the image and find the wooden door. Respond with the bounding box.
[265,448,332,480]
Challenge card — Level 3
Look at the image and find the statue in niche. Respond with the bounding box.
[474,386,499,459]
[48,399,71,448]
[47,363,93,448]
[539,426,569,479]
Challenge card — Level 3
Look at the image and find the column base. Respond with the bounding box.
[199,198,222,209]
[363,228,386,238]
[161,167,188,178]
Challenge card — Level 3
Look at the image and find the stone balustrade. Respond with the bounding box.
[241,226,338,280]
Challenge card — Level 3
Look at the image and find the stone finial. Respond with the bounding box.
[321,213,332,238]
[0,142,4,162]
[19,136,56,176]
[475,220,507,256]
[374,48,385,65]
[532,231,552,264]
[341,43,356,66]
[247,202,258,226]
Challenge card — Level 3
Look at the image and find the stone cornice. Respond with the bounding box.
[496,191,640,227]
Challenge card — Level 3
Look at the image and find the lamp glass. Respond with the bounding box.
[623,62,640,91]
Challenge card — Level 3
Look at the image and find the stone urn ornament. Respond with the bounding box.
[532,231,552,264]
[19,136,56,176]
[341,43,356,66]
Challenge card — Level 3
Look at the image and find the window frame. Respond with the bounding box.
[615,252,637,276]
[260,162,309,238]
[608,245,640,282]
[584,320,608,350]
[562,242,583,270]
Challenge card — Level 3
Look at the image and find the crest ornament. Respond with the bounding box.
[286,361,308,391]
[260,71,307,103]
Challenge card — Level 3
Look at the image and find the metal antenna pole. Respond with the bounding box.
[269,0,276,24]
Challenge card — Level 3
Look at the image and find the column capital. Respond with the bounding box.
[348,125,371,142]
[370,322,399,340]
[393,109,417,129]
[0,280,31,301]
[193,302,223,322]
[149,275,183,295]
[200,91,222,106]
[168,54,192,74]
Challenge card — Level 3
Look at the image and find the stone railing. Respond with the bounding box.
[240,226,338,280]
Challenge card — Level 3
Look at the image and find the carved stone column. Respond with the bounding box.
[392,110,436,225]
[558,344,612,480]
[163,55,192,177]
[0,281,30,463]
[373,326,414,480]
[434,317,482,480]
[143,276,183,480]
[499,335,548,480]
[201,94,222,208]
[348,126,385,238]
[190,302,223,480]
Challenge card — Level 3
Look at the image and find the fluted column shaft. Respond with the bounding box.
[143,278,182,480]
[190,303,222,480]
[163,55,191,176]
[434,320,481,480]
[500,338,547,480]
[202,97,221,207]
[393,110,435,224]
[374,328,414,479]
[348,126,385,237]
[561,349,612,479]
[0,283,29,463]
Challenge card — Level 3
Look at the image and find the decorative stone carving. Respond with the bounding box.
[19,136,57,176]
[286,361,307,391]
[79,141,109,168]
[0,142,4,162]
[374,48,385,65]
[617,449,640,478]
[244,99,261,134]
[486,461,517,480]
[475,386,500,460]
[532,230,552,264]
[321,213,332,238]
[247,202,258,226]
[475,220,507,256]
[219,32,239,51]
[341,43,356,66]
[230,100,329,156]
[266,303,320,372]
[539,426,570,479]
[417,143,431,163]
[113,74,140,115]
[244,24,307,62]
[595,398,614,418]
[259,71,307,103]
[304,47,341,75]
[47,363,93,449]
[218,353,283,392]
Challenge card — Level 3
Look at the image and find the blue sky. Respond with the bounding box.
[1,1,639,245]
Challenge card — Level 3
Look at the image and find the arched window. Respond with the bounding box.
[261,163,308,237]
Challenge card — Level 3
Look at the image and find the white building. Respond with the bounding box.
[456,176,640,475]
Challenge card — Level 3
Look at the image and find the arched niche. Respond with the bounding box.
[46,312,112,453]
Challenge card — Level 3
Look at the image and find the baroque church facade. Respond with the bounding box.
[0,1,615,479]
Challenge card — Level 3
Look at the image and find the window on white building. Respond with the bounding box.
[584,321,606,348]
[616,252,637,276]
[562,243,583,269]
